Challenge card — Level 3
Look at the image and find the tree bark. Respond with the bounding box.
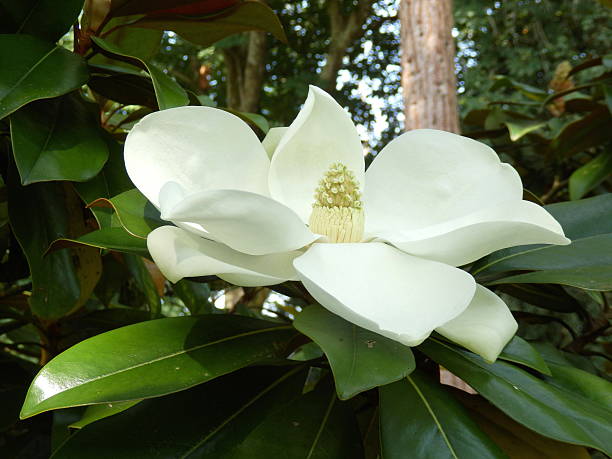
[399,0,459,132]
[320,0,375,92]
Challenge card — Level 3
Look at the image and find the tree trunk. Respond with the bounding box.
[399,0,459,132]
[320,0,375,92]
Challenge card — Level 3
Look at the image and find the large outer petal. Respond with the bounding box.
[125,106,270,208]
[261,127,288,158]
[268,86,365,222]
[436,285,518,363]
[147,226,300,286]
[293,242,476,346]
[364,129,522,233]
[162,189,319,255]
[376,200,569,266]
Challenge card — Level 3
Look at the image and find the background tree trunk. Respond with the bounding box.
[399,0,459,132]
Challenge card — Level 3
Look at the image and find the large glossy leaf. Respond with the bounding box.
[91,36,188,110]
[0,0,84,42]
[490,266,612,291]
[123,253,162,317]
[474,194,612,276]
[47,227,149,256]
[551,107,612,157]
[569,151,612,200]
[0,35,89,120]
[420,338,612,455]
[228,378,364,458]
[89,188,164,238]
[173,279,214,315]
[52,366,307,458]
[379,371,504,459]
[69,400,141,430]
[110,0,239,16]
[293,305,415,400]
[10,94,108,184]
[131,1,287,48]
[88,73,158,108]
[21,315,296,418]
[497,335,551,375]
[7,170,101,319]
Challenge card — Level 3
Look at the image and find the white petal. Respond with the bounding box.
[293,242,476,346]
[125,106,270,208]
[364,129,522,234]
[147,226,301,286]
[262,127,288,158]
[376,200,570,266]
[436,285,518,363]
[269,86,365,222]
[162,189,319,255]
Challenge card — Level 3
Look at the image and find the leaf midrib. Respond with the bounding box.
[2,45,58,103]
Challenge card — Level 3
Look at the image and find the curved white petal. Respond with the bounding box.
[161,189,319,255]
[269,86,365,222]
[262,127,288,158]
[436,285,518,363]
[364,129,523,234]
[147,226,301,286]
[125,106,270,208]
[293,242,476,346]
[376,200,570,266]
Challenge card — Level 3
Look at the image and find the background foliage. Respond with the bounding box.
[0,0,610,457]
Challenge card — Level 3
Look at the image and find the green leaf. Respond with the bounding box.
[490,266,612,291]
[69,400,141,430]
[94,16,162,61]
[20,315,296,418]
[550,107,612,157]
[229,378,364,459]
[47,227,149,256]
[491,75,548,101]
[504,119,547,141]
[173,279,214,315]
[131,1,287,48]
[74,135,134,228]
[89,188,164,238]
[10,94,108,184]
[88,73,158,108]
[0,0,84,42]
[293,305,415,400]
[91,36,188,110]
[569,152,612,200]
[110,0,239,17]
[474,194,612,276]
[420,339,612,456]
[52,366,308,458]
[497,335,551,375]
[379,371,504,459]
[7,170,99,319]
[0,34,89,120]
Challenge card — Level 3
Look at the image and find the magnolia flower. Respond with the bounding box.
[124,86,569,362]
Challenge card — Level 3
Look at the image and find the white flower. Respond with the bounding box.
[124,86,570,362]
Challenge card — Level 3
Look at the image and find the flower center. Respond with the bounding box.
[308,162,364,243]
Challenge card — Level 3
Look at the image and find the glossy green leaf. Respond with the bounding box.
[0,35,89,120]
[379,371,504,459]
[545,362,612,408]
[69,400,141,430]
[474,194,612,276]
[7,170,99,319]
[88,73,157,108]
[91,36,188,110]
[497,335,551,375]
[74,135,133,228]
[47,227,149,256]
[293,305,415,400]
[491,266,612,291]
[550,107,612,157]
[229,378,364,459]
[505,119,547,141]
[173,279,214,315]
[110,0,239,16]
[420,339,612,455]
[569,152,612,200]
[52,366,306,458]
[491,75,547,101]
[0,0,84,42]
[95,16,162,60]
[131,1,287,48]
[21,315,296,418]
[10,94,108,184]
[89,188,164,238]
